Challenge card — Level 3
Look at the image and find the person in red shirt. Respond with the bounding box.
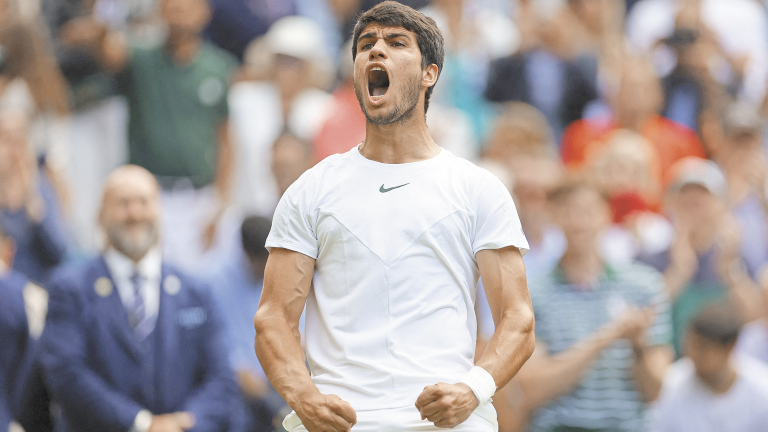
[561,57,706,182]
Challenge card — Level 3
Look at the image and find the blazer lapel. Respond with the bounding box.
[155,265,180,390]
[95,257,143,363]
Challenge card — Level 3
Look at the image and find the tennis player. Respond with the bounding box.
[254,2,535,431]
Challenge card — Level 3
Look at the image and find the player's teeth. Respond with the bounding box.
[372,67,383,71]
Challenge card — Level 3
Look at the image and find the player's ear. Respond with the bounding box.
[422,64,438,88]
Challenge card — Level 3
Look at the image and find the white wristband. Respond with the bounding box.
[459,366,497,405]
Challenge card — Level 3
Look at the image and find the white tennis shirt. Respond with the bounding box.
[266,145,529,410]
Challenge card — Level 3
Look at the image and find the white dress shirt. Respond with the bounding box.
[103,247,162,336]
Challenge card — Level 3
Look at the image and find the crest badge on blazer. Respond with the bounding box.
[94,277,113,297]
[163,275,181,296]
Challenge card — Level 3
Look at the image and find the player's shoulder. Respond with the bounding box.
[438,150,503,186]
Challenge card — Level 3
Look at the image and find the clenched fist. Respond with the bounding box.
[295,392,357,432]
[415,382,479,428]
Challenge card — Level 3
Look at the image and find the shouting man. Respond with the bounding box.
[254,2,535,432]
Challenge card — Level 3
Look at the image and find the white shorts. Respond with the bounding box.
[283,401,498,432]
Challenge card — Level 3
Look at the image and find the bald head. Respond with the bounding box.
[100,165,161,262]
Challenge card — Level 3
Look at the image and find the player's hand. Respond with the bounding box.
[295,392,357,432]
[415,382,479,428]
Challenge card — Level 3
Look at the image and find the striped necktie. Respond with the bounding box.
[128,271,146,332]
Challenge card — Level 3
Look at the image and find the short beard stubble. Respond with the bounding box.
[354,70,421,126]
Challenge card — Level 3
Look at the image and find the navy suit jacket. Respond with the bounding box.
[0,271,31,432]
[40,256,237,432]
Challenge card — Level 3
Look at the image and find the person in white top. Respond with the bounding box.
[253,2,535,432]
[652,302,768,432]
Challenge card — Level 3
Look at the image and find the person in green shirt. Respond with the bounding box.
[62,0,239,267]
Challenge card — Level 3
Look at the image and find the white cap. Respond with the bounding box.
[265,16,328,61]
[668,157,728,198]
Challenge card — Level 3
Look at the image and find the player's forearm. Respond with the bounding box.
[518,328,616,410]
[253,311,317,408]
[475,307,535,390]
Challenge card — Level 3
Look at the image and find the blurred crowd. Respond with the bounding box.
[2,0,768,431]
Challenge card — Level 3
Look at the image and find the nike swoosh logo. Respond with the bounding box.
[379,183,410,193]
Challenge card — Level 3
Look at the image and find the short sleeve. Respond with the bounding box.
[265,171,319,259]
[472,172,529,255]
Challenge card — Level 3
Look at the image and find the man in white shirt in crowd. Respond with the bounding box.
[652,302,768,432]
[253,2,535,432]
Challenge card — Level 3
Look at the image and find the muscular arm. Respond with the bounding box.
[416,246,535,428]
[475,246,536,389]
[254,248,356,432]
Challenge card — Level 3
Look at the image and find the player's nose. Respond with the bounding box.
[368,39,388,60]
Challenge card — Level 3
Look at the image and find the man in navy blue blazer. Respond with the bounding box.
[40,165,237,432]
[0,223,45,432]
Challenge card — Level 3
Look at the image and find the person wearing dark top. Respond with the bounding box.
[484,42,598,140]
[0,223,48,432]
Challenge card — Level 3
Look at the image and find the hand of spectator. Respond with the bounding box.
[611,307,655,348]
[0,143,44,221]
[294,391,357,432]
[665,223,698,297]
[59,16,107,49]
[714,215,744,280]
[148,412,196,432]
[238,370,269,399]
[415,382,479,428]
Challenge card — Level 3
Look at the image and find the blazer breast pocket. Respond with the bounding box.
[177,307,208,329]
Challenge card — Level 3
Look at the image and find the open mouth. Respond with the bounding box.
[368,67,390,101]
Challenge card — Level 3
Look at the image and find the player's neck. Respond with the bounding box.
[360,115,440,164]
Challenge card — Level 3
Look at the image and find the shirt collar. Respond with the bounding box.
[104,247,162,281]
[551,263,618,289]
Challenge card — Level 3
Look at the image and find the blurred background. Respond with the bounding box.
[2,0,768,431]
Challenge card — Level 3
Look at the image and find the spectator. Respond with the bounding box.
[229,15,332,216]
[706,102,768,280]
[484,103,564,276]
[0,20,70,159]
[209,216,288,432]
[311,40,366,164]
[40,165,237,432]
[517,178,673,432]
[586,130,674,265]
[485,1,599,138]
[272,133,314,199]
[205,0,295,60]
[561,57,707,182]
[655,3,735,132]
[639,158,763,355]
[0,109,69,284]
[0,223,48,432]
[63,0,239,270]
[626,0,768,106]
[652,303,768,432]
[422,0,519,141]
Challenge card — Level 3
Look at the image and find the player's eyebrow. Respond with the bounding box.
[385,32,410,40]
[358,31,412,43]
